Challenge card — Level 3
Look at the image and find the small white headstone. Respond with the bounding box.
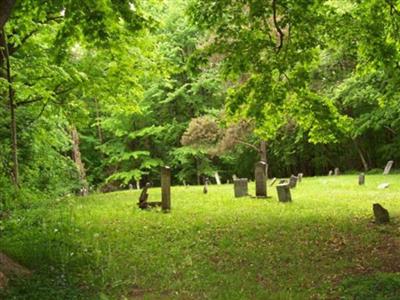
[378,183,390,189]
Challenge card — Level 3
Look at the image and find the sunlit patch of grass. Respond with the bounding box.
[1,175,399,299]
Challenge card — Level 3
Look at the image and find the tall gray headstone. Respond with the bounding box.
[234,178,248,198]
[297,173,303,183]
[334,168,340,176]
[328,170,333,176]
[383,160,394,175]
[255,161,267,198]
[358,173,365,185]
[161,166,171,212]
[276,183,292,202]
[288,175,298,189]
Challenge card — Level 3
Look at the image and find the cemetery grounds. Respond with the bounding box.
[0,174,399,299]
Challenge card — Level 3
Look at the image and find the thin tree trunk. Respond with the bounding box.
[353,139,368,172]
[1,28,18,186]
[260,140,268,177]
[94,98,103,144]
[71,125,88,193]
[196,158,200,185]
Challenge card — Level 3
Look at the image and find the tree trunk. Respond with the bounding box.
[353,139,368,172]
[195,157,201,185]
[260,140,268,178]
[0,0,16,31]
[71,125,88,191]
[94,98,103,144]
[1,28,18,186]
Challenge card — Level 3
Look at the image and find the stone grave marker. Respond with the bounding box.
[255,161,267,198]
[378,183,390,189]
[161,166,171,212]
[373,203,390,224]
[298,173,303,183]
[136,180,140,190]
[288,175,298,189]
[232,174,238,181]
[128,184,133,190]
[334,168,340,176]
[358,173,365,186]
[269,177,277,187]
[276,183,292,202]
[328,170,333,176]
[234,178,248,198]
[383,160,394,175]
[203,178,209,194]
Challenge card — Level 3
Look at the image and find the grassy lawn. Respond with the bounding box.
[1,175,400,299]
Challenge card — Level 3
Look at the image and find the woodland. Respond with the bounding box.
[0,0,400,299]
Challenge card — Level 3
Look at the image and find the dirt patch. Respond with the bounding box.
[0,252,31,277]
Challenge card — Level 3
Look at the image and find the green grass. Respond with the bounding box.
[1,175,399,299]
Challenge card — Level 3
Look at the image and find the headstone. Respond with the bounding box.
[255,161,267,198]
[203,178,208,194]
[378,183,390,189]
[232,174,238,181]
[334,168,340,176]
[358,173,365,186]
[383,160,394,175]
[227,179,230,184]
[138,182,151,209]
[136,180,140,190]
[269,177,277,187]
[161,166,171,212]
[298,173,303,183]
[234,178,248,198]
[328,170,333,176]
[214,172,221,185]
[373,203,390,224]
[276,183,292,202]
[128,184,133,190]
[288,175,298,189]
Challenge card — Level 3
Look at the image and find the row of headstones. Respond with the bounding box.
[328,160,394,177]
[233,161,303,202]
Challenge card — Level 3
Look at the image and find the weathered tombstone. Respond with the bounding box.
[227,179,230,184]
[358,173,365,186]
[136,180,140,190]
[128,183,133,190]
[214,172,221,185]
[378,183,390,189]
[373,203,390,224]
[288,175,298,189]
[138,183,151,209]
[232,174,238,181]
[334,168,340,176]
[269,177,277,187]
[161,166,171,212]
[255,161,267,198]
[383,160,394,175]
[203,178,208,194]
[234,178,248,198]
[276,183,292,202]
[298,173,303,183]
[183,180,186,187]
[328,170,333,176]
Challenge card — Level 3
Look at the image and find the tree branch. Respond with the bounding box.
[272,0,284,53]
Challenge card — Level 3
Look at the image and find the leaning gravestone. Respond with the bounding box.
[328,170,333,176]
[383,160,394,175]
[276,183,292,202]
[234,178,248,198]
[161,166,171,212]
[288,175,298,189]
[373,203,390,224]
[334,168,340,176]
[358,173,365,186]
[269,177,277,187]
[255,161,267,198]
